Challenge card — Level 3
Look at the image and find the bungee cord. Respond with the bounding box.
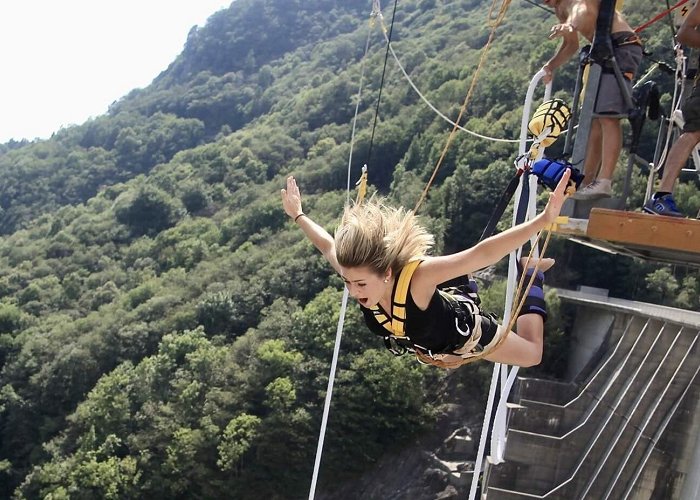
[365,0,399,168]
[307,8,378,499]
[344,7,379,201]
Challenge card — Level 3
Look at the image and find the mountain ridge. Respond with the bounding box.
[0,0,697,498]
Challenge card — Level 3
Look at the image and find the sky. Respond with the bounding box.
[0,1,232,144]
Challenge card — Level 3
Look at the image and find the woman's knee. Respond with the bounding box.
[522,348,543,367]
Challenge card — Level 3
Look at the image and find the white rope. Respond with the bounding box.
[374,11,522,144]
[308,289,350,500]
[468,69,550,500]
[468,361,502,499]
[653,42,688,174]
[307,10,377,499]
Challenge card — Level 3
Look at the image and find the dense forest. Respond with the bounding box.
[0,0,698,498]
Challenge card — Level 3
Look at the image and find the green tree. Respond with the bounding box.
[114,185,181,236]
[0,303,22,332]
[645,267,679,304]
[217,414,262,474]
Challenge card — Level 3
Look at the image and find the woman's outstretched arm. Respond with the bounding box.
[281,176,341,273]
[417,169,571,288]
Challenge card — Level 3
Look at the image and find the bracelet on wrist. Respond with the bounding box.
[294,213,306,223]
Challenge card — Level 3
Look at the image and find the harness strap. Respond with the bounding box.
[383,336,412,356]
[370,259,422,337]
[614,33,642,47]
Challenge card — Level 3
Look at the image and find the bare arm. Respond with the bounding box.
[414,170,571,292]
[543,29,579,83]
[281,176,341,273]
[542,0,597,83]
[678,2,700,48]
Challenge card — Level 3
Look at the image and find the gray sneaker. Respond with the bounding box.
[571,179,612,200]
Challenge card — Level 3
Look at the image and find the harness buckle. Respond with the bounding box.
[383,336,413,356]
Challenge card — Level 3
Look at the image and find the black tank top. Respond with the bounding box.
[360,275,477,354]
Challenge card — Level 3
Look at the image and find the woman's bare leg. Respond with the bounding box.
[484,258,552,367]
[483,314,544,367]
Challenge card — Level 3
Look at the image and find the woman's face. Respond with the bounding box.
[340,265,390,308]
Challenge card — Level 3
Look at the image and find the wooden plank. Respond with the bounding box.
[565,234,700,268]
[549,216,589,237]
[587,209,700,254]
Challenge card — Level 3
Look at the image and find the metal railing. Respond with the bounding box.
[487,319,699,498]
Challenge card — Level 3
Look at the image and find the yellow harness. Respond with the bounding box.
[369,259,421,338]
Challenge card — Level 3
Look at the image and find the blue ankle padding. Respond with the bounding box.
[531,158,584,190]
[519,268,547,321]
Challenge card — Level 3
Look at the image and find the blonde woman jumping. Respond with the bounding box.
[281,170,571,369]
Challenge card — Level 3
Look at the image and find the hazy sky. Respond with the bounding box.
[0,1,232,144]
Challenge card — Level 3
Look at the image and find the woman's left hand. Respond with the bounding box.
[542,168,571,224]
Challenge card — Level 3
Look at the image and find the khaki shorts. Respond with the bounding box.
[593,33,643,116]
[682,84,700,133]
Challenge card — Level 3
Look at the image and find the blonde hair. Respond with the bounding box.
[334,198,434,276]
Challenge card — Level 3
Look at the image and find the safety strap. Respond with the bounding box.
[613,33,642,47]
[479,172,523,242]
[481,97,572,241]
[370,259,422,337]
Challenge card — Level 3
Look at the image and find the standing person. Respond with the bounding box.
[644,1,700,218]
[280,170,571,369]
[541,0,643,200]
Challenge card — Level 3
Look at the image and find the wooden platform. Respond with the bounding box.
[551,208,700,268]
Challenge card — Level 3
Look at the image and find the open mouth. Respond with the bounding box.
[358,298,369,306]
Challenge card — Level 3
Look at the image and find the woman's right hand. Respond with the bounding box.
[415,350,471,369]
[281,176,304,220]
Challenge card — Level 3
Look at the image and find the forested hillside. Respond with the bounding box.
[0,0,698,498]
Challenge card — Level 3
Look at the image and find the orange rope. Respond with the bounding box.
[413,0,512,213]
[634,0,691,33]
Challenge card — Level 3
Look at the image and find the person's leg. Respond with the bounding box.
[644,86,700,216]
[573,40,638,200]
[597,116,623,181]
[594,38,641,186]
[644,130,700,217]
[483,259,551,367]
[582,118,602,185]
[572,117,619,199]
[483,315,544,367]
[658,130,700,192]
